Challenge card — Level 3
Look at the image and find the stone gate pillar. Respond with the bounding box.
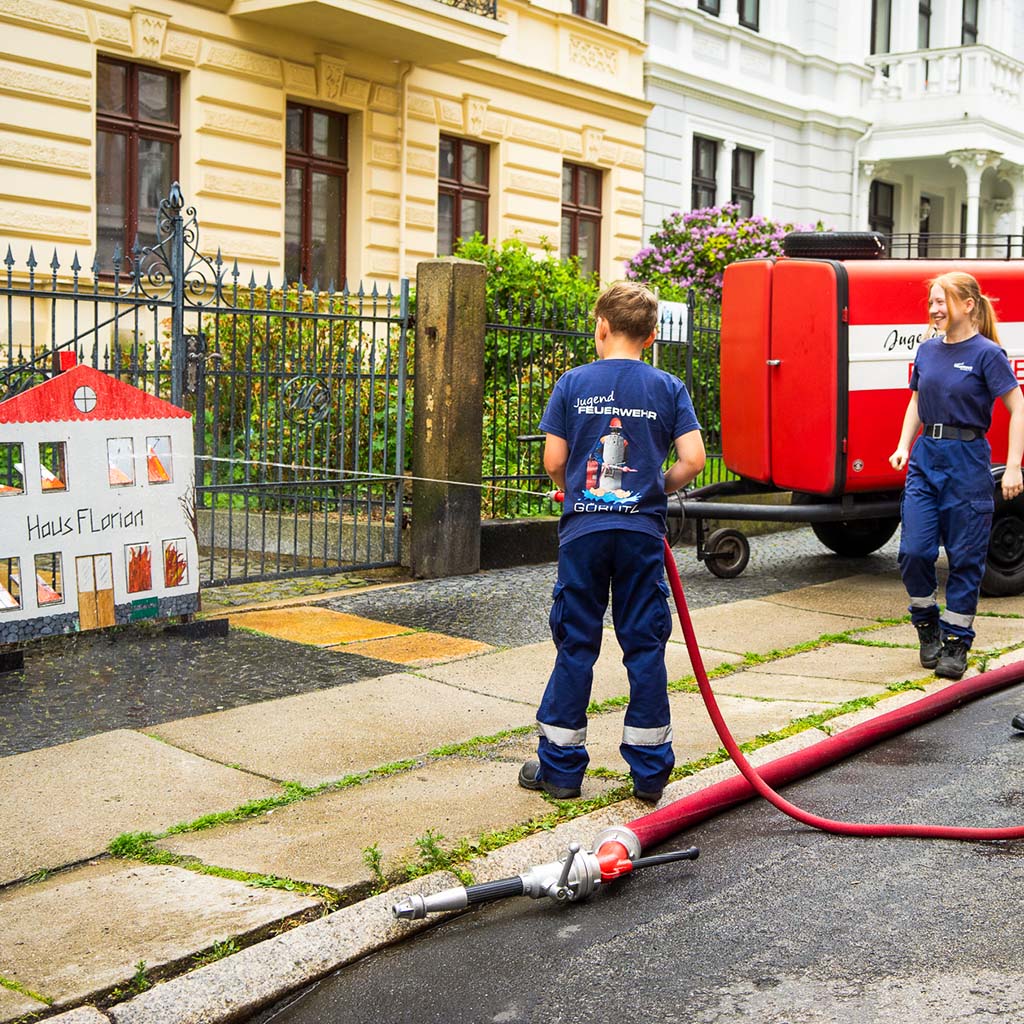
[411,258,486,579]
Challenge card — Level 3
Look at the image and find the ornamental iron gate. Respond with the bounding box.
[1,184,411,586]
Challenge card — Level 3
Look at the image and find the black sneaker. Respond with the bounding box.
[914,620,942,669]
[633,786,664,804]
[935,636,969,680]
[1011,713,1024,732]
[517,760,581,800]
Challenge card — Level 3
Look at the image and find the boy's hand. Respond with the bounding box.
[664,430,706,493]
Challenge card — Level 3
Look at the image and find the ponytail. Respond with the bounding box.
[976,293,1002,347]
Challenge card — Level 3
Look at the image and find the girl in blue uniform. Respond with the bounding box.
[889,272,1024,680]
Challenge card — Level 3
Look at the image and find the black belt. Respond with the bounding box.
[923,423,982,441]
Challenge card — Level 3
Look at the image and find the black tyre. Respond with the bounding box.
[704,527,750,579]
[811,517,900,557]
[782,231,886,260]
[982,497,1024,596]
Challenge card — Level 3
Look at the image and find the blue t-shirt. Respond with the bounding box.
[540,358,701,545]
[909,334,1018,431]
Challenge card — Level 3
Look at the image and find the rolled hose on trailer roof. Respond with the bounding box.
[653,534,1024,843]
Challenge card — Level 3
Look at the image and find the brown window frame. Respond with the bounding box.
[738,0,759,31]
[697,0,721,14]
[437,135,490,256]
[285,101,348,288]
[561,162,602,277]
[570,0,607,21]
[96,56,180,265]
[691,136,718,209]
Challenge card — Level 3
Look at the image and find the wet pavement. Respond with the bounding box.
[0,528,901,758]
[321,528,902,647]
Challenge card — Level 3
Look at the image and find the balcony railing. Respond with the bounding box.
[866,45,1024,105]
[439,0,497,16]
[882,233,1024,259]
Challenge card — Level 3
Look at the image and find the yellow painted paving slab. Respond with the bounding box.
[339,631,494,665]
[228,606,410,646]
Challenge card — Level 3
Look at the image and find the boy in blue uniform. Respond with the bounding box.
[519,282,706,802]
[889,272,1024,681]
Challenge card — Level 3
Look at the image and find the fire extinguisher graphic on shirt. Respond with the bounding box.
[581,417,639,506]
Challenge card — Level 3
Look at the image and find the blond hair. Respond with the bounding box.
[927,271,1002,346]
[594,281,659,343]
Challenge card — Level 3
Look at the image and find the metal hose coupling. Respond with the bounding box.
[393,841,600,921]
[392,826,699,921]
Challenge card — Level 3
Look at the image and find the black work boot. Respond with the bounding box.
[935,636,969,680]
[914,619,942,670]
[518,760,581,800]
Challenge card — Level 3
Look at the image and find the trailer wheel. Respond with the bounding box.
[705,528,750,579]
[782,231,886,260]
[811,517,900,557]
[981,500,1024,596]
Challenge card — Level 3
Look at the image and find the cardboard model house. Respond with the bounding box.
[0,362,199,643]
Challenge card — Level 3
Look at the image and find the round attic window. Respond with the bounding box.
[73,385,97,414]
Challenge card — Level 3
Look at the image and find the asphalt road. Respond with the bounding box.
[260,682,1024,1024]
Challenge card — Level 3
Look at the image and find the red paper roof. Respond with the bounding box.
[0,365,191,424]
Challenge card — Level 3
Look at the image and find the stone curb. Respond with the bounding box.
[46,657,1024,1024]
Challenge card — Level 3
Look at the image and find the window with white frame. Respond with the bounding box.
[732,147,756,217]
[871,0,892,54]
[962,0,978,44]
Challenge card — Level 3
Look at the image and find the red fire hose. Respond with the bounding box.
[643,534,1024,844]
[392,510,1024,922]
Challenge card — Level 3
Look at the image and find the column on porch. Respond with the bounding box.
[948,149,1002,256]
[716,140,735,209]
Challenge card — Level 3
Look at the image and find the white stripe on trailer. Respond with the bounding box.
[847,322,1024,392]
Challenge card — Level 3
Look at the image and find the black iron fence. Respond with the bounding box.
[1,185,411,586]
[481,292,730,518]
[883,233,1024,259]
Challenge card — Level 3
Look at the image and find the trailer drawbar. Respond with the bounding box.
[393,492,1024,923]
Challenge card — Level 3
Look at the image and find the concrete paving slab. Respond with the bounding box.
[709,671,885,703]
[32,1010,107,1024]
[229,607,409,646]
[855,616,1024,652]
[158,758,612,891]
[977,593,1024,616]
[742,642,932,685]
[337,632,493,665]
[148,675,533,787]
[761,574,912,621]
[0,730,280,886]
[0,984,46,1021]
[674,599,873,655]
[0,860,317,1012]
[105,874,461,1024]
[502,693,831,775]
[418,638,742,707]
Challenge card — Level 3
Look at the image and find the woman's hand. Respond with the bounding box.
[889,447,910,471]
[1002,465,1023,501]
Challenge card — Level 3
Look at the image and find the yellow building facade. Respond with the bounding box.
[1,0,650,287]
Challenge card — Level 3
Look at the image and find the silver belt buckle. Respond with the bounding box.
[929,424,943,439]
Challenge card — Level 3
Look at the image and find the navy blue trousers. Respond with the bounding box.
[898,436,994,645]
[536,529,674,792]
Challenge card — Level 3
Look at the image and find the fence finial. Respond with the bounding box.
[168,181,184,211]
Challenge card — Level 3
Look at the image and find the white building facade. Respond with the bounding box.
[644,0,1024,248]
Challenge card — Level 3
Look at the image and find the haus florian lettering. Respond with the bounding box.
[26,507,145,542]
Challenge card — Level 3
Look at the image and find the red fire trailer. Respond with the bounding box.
[679,234,1024,594]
